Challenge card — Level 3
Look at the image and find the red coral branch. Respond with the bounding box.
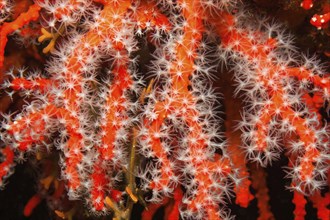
[0,3,41,68]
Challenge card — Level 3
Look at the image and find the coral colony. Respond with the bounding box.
[0,0,329,219]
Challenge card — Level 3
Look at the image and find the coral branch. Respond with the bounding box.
[0,4,40,68]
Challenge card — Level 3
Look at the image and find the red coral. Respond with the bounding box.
[0,1,329,219]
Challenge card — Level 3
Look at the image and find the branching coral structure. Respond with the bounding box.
[0,0,329,219]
